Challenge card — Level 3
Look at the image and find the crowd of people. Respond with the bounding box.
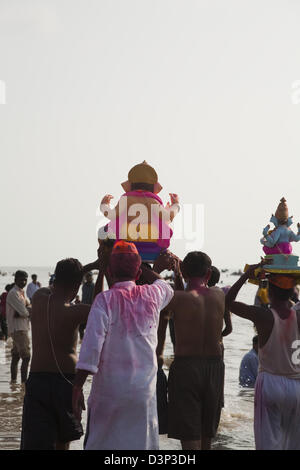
[1,242,300,451]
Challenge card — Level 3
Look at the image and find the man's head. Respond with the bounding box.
[109,241,142,282]
[181,251,212,283]
[85,272,93,284]
[14,270,28,289]
[268,275,296,302]
[31,274,37,283]
[252,335,258,353]
[208,266,220,287]
[5,284,13,293]
[54,258,83,301]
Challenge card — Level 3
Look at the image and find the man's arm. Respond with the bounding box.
[93,241,114,298]
[8,290,30,318]
[82,260,99,276]
[73,296,109,420]
[72,369,89,421]
[222,309,233,337]
[70,303,91,325]
[156,308,170,367]
[225,264,265,322]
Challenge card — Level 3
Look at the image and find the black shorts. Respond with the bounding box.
[168,356,224,441]
[21,372,83,450]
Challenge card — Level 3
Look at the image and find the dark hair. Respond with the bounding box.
[268,283,294,302]
[208,266,220,287]
[131,182,155,192]
[252,335,258,346]
[109,253,141,279]
[32,274,37,279]
[15,270,28,280]
[136,263,152,285]
[54,259,83,288]
[5,284,12,292]
[182,251,212,279]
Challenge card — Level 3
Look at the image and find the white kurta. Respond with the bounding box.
[77,279,174,450]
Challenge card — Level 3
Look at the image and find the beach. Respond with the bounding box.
[0,267,257,450]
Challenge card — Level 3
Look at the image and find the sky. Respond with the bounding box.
[1,0,300,269]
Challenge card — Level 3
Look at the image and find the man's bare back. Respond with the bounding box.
[171,286,225,357]
[30,288,91,374]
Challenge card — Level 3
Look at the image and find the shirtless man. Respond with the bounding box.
[21,257,100,450]
[160,251,225,451]
[226,265,300,450]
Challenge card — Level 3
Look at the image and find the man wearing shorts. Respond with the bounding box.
[6,271,31,384]
[21,258,98,450]
[165,252,225,450]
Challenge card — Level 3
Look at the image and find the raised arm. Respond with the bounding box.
[100,194,116,220]
[226,264,264,322]
[222,309,233,337]
[92,240,114,299]
[289,223,300,242]
[164,193,180,222]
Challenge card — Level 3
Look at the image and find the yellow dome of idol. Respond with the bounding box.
[121,161,162,193]
[275,197,289,224]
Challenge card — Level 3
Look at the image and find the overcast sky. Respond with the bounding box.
[1,0,300,269]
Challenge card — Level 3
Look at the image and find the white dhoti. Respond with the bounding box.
[255,371,300,450]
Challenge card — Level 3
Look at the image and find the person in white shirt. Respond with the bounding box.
[6,270,31,383]
[72,241,174,450]
[26,274,41,302]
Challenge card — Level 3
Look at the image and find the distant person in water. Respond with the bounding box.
[26,274,41,302]
[21,258,100,450]
[239,336,259,388]
[0,284,13,340]
[226,267,300,450]
[6,271,31,384]
[164,252,225,450]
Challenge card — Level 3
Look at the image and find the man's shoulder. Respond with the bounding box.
[242,350,258,363]
[7,286,17,299]
[143,279,170,290]
[209,286,225,298]
[34,287,51,298]
[68,302,91,313]
[151,279,174,295]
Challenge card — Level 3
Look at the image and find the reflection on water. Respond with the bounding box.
[0,268,257,450]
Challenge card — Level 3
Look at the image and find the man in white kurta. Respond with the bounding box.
[76,264,173,450]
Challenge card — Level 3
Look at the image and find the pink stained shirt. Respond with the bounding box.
[77,279,174,450]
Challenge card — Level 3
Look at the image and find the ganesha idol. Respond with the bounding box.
[260,198,300,271]
[98,161,180,262]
